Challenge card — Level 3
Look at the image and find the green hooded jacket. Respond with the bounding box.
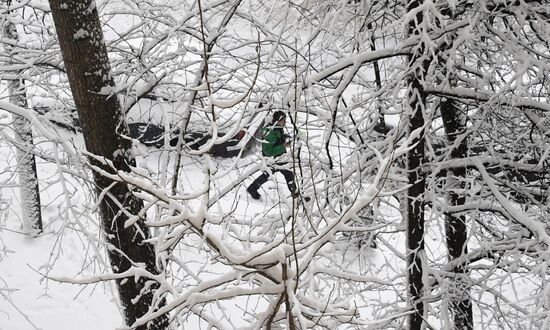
[261,127,286,157]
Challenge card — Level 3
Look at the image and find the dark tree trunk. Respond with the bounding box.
[4,17,43,237]
[368,22,385,130]
[406,79,427,330]
[406,1,429,329]
[440,98,473,330]
[47,1,168,328]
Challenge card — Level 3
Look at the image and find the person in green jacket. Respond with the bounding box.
[247,111,296,200]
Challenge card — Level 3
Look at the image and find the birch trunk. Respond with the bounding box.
[4,18,43,237]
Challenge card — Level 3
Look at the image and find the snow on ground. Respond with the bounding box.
[0,124,541,329]
[0,137,122,330]
[0,229,121,330]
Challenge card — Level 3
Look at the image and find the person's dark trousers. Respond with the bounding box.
[249,167,296,195]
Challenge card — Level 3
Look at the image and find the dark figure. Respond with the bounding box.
[247,111,296,200]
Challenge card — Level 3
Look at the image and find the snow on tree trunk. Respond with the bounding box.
[3,17,43,237]
[47,1,168,329]
[441,97,473,330]
[405,1,430,328]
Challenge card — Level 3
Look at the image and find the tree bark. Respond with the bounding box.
[440,98,473,330]
[368,22,385,130]
[4,17,43,237]
[47,1,168,328]
[405,1,429,329]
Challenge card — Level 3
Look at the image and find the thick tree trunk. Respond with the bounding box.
[406,1,429,329]
[406,80,427,330]
[3,18,43,237]
[47,1,168,329]
[441,98,473,330]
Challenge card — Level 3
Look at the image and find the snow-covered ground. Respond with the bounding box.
[0,229,121,330]
[0,127,543,329]
[0,129,390,329]
[0,137,122,329]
